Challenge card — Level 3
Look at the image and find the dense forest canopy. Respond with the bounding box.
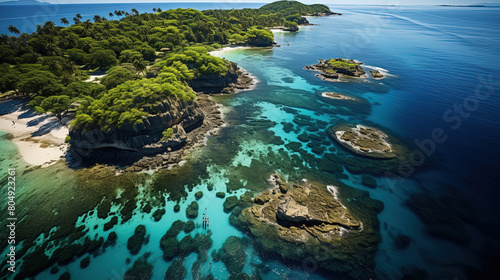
[0,1,333,130]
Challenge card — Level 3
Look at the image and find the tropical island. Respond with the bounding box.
[305,58,367,81]
[0,0,335,170]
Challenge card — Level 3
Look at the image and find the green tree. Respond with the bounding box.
[8,25,20,35]
[60,17,69,26]
[89,48,118,69]
[133,58,147,75]
[38,95,72,123]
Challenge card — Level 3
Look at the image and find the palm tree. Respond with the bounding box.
[157,8,162,12]
[153,8,157,12]
[60,17,69,26]
[73,17,81,25]
[109,12,114,18]
[63,61,76,74]
[93,15,102,23]
[76,13,82,20]
[8,25,20,35]
[131,9,139,15]
[133,58,147,75]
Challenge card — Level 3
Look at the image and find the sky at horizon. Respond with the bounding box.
[1,0,499,6]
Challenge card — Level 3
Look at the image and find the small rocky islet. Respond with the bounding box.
[327,124,406,159]
[229,174,383,279]
[306,58,385,81]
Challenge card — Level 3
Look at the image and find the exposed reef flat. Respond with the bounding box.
[230,174,382,279]
[305,58,366,81]
[328,124,406,159]
[321,92,357,101]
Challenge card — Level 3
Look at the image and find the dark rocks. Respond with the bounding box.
[103,231,117,248]
[215,236,249,276]
[127,225,147,255]
[186,201,199,219]
[173,204,180,213]
[103,216,118,231]
[362,175,377,188]
[297,133,309,142]
[165,258,186,280]
[394,234,411,250]
[58,271,70,280]
[152,208,166,222]
[124,254,153,280]
[184,220,195,233]
[223,196,238,213]
[80,256,90,269]
[195,191,203,200]
[216,192,226,199]
[405,194,473,244]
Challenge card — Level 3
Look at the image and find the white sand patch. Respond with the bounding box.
[0,99,69,166]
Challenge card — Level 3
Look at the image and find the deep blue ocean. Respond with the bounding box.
[1,2,499,280]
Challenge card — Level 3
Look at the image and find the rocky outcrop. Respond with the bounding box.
[370,69,384,79]
[305,58,366,81]
[188,61,254,94]
[328,124,407,159]
[230,174,382,279]
[69,97,204,159]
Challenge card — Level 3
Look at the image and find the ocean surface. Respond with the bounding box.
[1,3,500,280]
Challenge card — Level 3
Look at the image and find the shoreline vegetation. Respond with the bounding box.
[0,0,335,172]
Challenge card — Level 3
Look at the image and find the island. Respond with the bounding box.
[305,58,366,81]
[0,0,336,172]
[370,69,384,79]
[327,124,406,159]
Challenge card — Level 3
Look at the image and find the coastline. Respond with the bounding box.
[0,99,69,167]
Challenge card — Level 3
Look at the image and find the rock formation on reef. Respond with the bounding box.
[305,58,366,81]
[370,69,384,79]
[328,124,406,159]
[230,174,382,279]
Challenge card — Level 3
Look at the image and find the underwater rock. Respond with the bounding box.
[216,192,226,199]
[103,231,117,248]
[328,124,406,159]
[124,254,153,280]
[231,175,381,279]
[127,225,147,255]
[394,234,411,250]
[215,236,249,276]
[103,216,118,231]
[184,220,195,233]
[195,191,204,200]
[297,133,310,142]
[59,271,70,280]
[80,256,90,269]
[223,196,239,213]
[362,175,377,188]
[405,194,473,244]
[153,208,166,222]
[165,258,186,280]
[186,201,199,219]
[173,204,180,213]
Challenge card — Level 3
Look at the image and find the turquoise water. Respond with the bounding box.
[1,4,500,280]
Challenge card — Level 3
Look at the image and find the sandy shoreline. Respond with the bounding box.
[0,99,69,167]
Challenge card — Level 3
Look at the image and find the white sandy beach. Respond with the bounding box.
[0,99,69,167]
